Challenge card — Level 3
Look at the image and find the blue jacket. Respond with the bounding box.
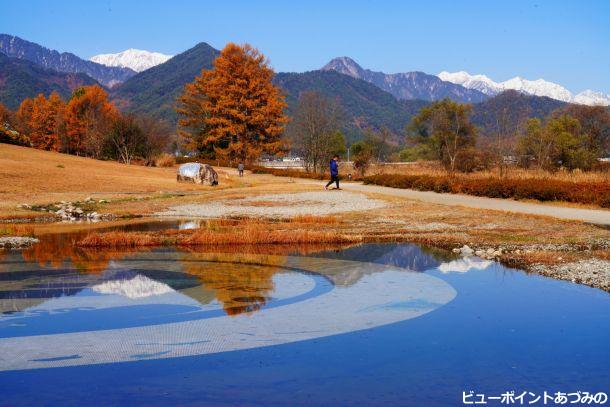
[330,159,339,177]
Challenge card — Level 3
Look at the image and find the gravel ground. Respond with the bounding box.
[157,191,387,218]
[529,259,610,292]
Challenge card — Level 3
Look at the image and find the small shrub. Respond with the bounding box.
[156,154,176,167]
[251,166,328,180]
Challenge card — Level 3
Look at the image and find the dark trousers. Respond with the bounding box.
[326,175,339,189]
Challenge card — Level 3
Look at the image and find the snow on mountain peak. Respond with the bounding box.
[438,71,499,95]
[500,76,572,102]
[92,274,174,299]
[573,90,610,106]
[90,49,172,72]
[437,71,609,106]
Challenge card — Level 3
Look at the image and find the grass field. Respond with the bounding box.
[0,144,239,217]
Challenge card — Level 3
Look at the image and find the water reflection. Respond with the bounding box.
[0,222,492,320]
[438,257,492,273]
[0,248,457,371]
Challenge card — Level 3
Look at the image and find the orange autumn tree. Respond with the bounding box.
[0,102,12,124]
[178,43,288,162]
[16,98,34,135]
[15,92,66,151]
[64,85,118,157]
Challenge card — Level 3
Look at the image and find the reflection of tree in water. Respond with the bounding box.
[20,231,147,274]
[180,252,282,316]
[8,228,361,316]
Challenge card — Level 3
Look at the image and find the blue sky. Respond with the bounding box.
[1,0,609,93]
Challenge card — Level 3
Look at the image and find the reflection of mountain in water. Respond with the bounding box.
[92,275,174,299]
[312,243,451,271]
[0,251,277,316]
[1,241,458,318]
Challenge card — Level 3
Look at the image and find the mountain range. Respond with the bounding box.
[2,33,608,143]
[438,70,610,106]
[321,57,488,104]
[0,34,136,87]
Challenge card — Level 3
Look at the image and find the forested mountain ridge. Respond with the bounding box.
[111,42,220,122]
[0,52,98,109]
[0,34,135,87]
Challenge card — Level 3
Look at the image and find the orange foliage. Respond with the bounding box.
[0,102,12,124]
[20,231,145,274]
[181,260,278,316]
[16,92,66,151]
[178,43,288,162]
[64,85,118,156]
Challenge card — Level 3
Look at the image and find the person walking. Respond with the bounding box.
[237,162,244,177]
[325,155,340,190]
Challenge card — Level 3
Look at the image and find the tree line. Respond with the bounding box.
[0,85,173,165]
[3,41,609,176]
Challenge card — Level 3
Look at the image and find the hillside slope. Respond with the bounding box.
[472,90,567,137]
[0,53,98,109]
[111,42,219,122]
[0,143,206,214]
[274,70,427,141]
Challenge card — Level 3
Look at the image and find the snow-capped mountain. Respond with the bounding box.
[90,49,172,72]
[437,71,499,96]
[572,90,610,106]
[438,70,610,106]
[322,57,488,103]
[0,34,136,87]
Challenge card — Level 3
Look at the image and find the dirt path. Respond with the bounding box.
[296,179,610,226]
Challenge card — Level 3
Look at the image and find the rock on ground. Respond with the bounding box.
[0,236,39,249]
[157,191,387,218]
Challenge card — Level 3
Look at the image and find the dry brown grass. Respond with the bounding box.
[182,225,359,246]
[286,214,339,224]
[77,219,360,248]
[507,251,581,266]
[364,172,610,207]
[367,161,610,183]
[155,154,176,168]
[594,250,610,261]
[0,144,237,216]
[77,231,160,248]
[0,224,35,237]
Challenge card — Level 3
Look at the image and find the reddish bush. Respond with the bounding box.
[251,166,329,180]
[363,174,610,208]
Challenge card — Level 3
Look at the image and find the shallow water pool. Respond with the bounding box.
[0,225,608,406]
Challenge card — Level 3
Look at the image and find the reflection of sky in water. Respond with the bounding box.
[0,250,456,371]
[0,240,608,406]
[438,257,493,273]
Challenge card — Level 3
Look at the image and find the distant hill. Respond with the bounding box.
[274,70,427,142]
[111,42,425,140]
[322,57,488,104]
[0,34,135,87]
[111,42,220,122]
[471,90,567,138]
[0,52,98,109]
